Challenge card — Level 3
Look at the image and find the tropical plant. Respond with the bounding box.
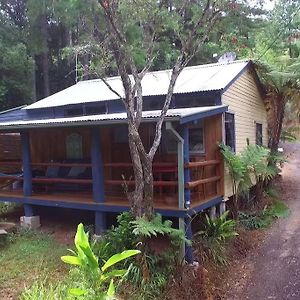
[219,143,251,215]
[196,211,238,242]
[255,58,300,153]
[195,211,238,265]
[61,223,140,298]
[131,213,186,245]
[239,199,289,230]
[241,144,279,202]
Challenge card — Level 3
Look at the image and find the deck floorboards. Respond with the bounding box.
[0,189,222,211]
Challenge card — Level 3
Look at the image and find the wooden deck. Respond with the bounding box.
[0,189,223,217]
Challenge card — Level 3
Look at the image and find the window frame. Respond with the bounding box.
[164,121,205,154]
[255,122,263,146]
[224,112,236,152]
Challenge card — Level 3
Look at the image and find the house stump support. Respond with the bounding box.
[182,125,194,263]
[209,206,217,219]
[184,216,193,264]
[91,127,106,234]
[219,201,226,216]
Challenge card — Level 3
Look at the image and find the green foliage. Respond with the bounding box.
[267,200,290,218]
[239,200,290,230]
[281,127,299,142]
[131,214,186,244]
[92,212,185,299]
[61,223,140,299]
[238,211,272,230]
[195,212,238,265]
[20,279,68,300]
[196,211,238,242]
[220,143,281,210]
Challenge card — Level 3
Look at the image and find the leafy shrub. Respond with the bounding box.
[239,200,289,230]
[238,212,272,230]
[93,212,186,299]
[61,223,140,298]
[195,212,238,265]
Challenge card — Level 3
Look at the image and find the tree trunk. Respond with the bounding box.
[268,94,286,153]
[128,127,144,217]
[40,13,50,97]
[31,56,37,103]
[142,156,154,220]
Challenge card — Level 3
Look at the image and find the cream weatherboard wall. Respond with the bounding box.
[222,68,268,198]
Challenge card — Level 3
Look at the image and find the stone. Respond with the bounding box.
[20,216,41,230]
[0,222,17,233]
[0,229,7,236]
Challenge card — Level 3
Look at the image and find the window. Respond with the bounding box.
[165,122,204,154]
[256,123,263,146]
[65,108,83,117]
[66,133,83,159]
[225,112,235,152]
[189,123,204,154]
[85,105,107,115]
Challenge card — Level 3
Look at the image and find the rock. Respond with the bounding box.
[0,222,17,233]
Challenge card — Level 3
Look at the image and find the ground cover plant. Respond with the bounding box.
[0,229,67,299]
[238,199,290,230]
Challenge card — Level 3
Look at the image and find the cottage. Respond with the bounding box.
[0,60,267,261]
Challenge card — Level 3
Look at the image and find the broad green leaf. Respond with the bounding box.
[100,269,127,281]
[61,255,81,266]
[69,288,87,296]
[107,279,115,297]
[101,250,140,272]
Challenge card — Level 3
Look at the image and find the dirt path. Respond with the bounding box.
[226,143,300,299]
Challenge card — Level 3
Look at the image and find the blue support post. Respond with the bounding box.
[95,211,107,235]
[185,216,194,263]
[182,125,194,263]
[182,126,191,209]
[24,204,34,217]
[21,131,32,197]
[91,127,106,234]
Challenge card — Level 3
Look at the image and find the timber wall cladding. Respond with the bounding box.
[0,134,21,161]
[222,69,268,197]
[29,128,92,163]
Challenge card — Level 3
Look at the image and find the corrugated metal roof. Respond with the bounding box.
[25,60,249,110]
[0,105,227,130]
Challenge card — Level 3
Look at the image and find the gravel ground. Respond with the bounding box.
[226,143,300,300]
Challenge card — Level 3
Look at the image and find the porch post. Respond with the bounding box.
[24,204,34,217]
[182,125,191,209]
[20,131,32,196]
[90,127,106,234]
[182,125,194,263]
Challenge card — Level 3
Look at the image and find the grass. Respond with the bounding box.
[0,230,68,299]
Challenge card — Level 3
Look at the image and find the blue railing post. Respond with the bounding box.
[91,127,106,233]
[182,125,191,209]
[21,131,32,197]
[182,125,194,263]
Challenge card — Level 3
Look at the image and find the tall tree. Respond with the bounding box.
[88,0,241,219]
